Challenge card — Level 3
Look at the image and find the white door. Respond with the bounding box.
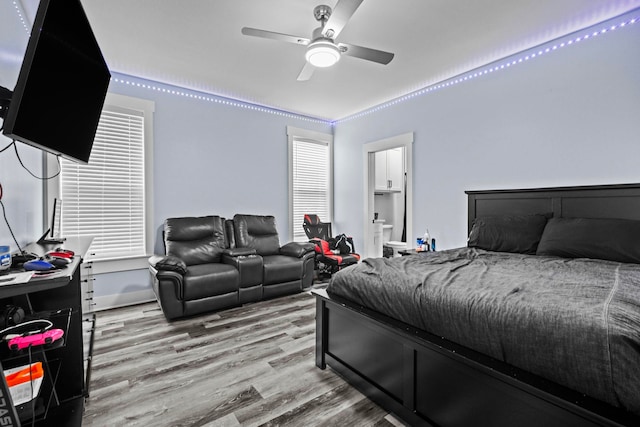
[374,151,388,191]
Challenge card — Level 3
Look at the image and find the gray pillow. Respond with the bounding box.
[536,217,640,264]
[468,214,549,254]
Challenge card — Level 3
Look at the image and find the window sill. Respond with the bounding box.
[85,255,150,275]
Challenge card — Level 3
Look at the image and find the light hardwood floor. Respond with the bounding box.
[82,289,406,426]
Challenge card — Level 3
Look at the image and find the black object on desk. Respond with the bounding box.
[10,253,37,268]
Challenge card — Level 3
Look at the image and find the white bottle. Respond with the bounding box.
[423,229,430,251]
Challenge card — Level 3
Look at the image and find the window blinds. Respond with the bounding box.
[292,138,330,242]
[60,108,145,260]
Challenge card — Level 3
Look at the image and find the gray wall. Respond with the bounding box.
[333,10,640,251]
[106,74,331,248]
[93,75,332,306]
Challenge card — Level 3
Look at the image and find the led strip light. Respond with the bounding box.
[9,3,639,125]
[12,0,31,33]
[337,13,639,123]
[109,77,329,124]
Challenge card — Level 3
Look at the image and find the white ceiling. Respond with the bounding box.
[13,0,640,121]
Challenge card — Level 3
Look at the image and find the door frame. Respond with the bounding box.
[363,132,414,258]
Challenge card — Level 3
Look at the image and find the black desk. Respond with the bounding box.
[0,237,92,426]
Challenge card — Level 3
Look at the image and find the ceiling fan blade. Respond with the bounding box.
[322,0,364,39]
[241,27,310,46]
[296,62,315,81]
[339,42,394,65]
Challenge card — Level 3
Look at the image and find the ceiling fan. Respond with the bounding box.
[241,0,395,81]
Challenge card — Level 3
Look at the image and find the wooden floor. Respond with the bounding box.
[83,289,406,426]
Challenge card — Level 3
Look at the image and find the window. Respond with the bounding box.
[287,126,333,242]
[58,94,154,264]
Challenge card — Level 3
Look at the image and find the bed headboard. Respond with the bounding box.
[466,183,640,235]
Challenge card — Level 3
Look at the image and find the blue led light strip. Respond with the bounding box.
[336,13,639,124]
[9,3,638,125]
[110,77,330,125]
[12,0,30,33]
[9,2,327,124]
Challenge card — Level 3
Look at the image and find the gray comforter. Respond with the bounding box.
[327,247,640,415]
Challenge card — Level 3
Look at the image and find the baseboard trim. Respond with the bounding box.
[93,289,156,311]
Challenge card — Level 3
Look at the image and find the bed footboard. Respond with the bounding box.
[313,289,636,427]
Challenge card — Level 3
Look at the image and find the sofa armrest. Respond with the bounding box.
[222,252,262,288]
[149,264,186,319]
[149,254,187,275]
[223,248,257,257]
[280,242,315,258]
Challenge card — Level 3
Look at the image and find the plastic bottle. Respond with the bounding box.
[423,230,430,251]
[0,246,10,271]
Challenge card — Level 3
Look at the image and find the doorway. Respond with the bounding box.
[363,132,413,258]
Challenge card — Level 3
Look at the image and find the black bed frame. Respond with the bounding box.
[313,183,640,427]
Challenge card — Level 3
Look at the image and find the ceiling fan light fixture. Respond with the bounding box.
[305,40,341,67]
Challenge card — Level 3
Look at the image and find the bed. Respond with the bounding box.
[313,183,640,426]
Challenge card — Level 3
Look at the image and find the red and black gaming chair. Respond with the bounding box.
[303,214,360,277]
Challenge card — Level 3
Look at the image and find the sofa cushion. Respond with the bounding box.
[225,219,236,248]
[262,255,302,285]
[165,216,227,265]
[182,263,239,301]
[233,214,281,256]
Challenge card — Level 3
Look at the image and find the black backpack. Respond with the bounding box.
[330,233,354,254]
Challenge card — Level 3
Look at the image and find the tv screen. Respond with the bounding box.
[2,0,111,164]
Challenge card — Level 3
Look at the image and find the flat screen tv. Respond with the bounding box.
[1,0,111,164]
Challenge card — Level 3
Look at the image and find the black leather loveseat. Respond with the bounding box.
[149,214,315,320]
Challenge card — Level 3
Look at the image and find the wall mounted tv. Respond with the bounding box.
[1,0,111,164]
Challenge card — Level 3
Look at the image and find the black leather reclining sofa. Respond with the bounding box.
[149,214,315,320]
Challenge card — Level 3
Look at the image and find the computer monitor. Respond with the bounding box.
[1,0,111,164]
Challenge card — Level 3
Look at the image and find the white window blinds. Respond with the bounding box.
[60,107,146,261]
[291,137,331,242]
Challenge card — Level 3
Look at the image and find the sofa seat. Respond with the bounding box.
[183,263,239,301]
[262,255,303,285]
